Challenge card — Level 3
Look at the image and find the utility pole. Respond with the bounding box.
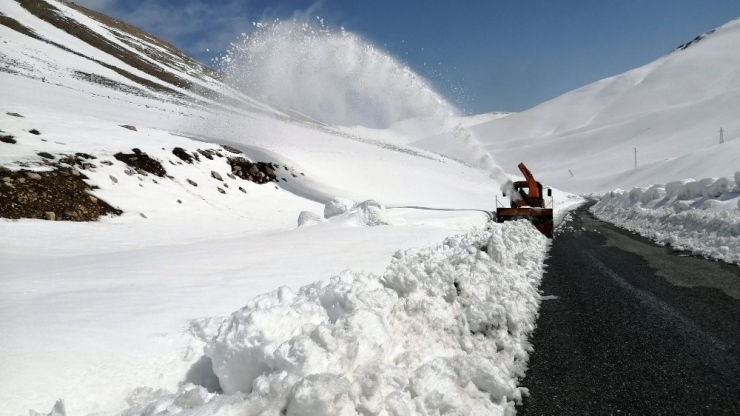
[720,127,724,144]
[569,169,573,177]
[634,148,637,169]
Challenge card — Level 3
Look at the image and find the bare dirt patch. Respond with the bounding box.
[0,167,121,221]
[0,12,36,38]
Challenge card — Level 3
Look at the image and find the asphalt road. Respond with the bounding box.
[518,203,740,416]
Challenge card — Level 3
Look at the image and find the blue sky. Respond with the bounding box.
[77,0,740,114]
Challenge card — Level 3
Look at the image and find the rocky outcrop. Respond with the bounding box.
[0,167,122,221]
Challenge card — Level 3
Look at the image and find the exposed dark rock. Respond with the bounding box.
[114,150,166,177]
[187,179,197,186]
[211,171,223,181]
[6,112,24,117]
[228,158,278,185]
[0,135,16,144]
[29,129,41,135]
[37,152,54,159]
[172,147,193,163]
[217,187,226,194]
[120,124,137,131]
[197,149,214,160]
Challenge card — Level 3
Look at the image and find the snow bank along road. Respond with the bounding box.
[519,203,740,415]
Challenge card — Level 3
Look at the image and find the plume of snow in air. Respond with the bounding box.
[217,17,511,188]
[219,18,452,129]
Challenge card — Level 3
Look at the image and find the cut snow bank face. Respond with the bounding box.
[120,220,548,415]
[591,173,740,264]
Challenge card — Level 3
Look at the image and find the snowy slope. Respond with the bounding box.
[0,1,583,415]
[413,19,740,194]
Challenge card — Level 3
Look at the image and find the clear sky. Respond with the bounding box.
[76,0,740,114]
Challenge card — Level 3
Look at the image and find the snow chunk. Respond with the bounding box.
[665,179,693,196]
[297,211,324,227]
[345,200,391,226]
[704,177,734,198]
[641,185,666,204]
[324,197,356,219]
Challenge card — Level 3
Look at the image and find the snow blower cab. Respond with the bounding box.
[495,163,554,238]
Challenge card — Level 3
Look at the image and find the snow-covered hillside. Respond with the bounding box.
[0,1,582,415]
[413,19,740,194]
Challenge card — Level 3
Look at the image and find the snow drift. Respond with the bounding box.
[120,220,548,415]
[591,173,740,264]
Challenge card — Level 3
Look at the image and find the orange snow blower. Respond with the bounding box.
[495,163,554,238]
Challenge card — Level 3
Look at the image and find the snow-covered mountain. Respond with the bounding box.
[1,1,585,415]
[9,1,737,414]
[414,19,740,193]
[0,0,315,123]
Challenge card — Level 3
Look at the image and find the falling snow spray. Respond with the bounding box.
[218,18,512,190]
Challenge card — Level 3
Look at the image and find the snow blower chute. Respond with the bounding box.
[495,163,554,238]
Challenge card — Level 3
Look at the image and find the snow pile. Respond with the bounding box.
[591,174,740,264]
[123,220,548,415]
